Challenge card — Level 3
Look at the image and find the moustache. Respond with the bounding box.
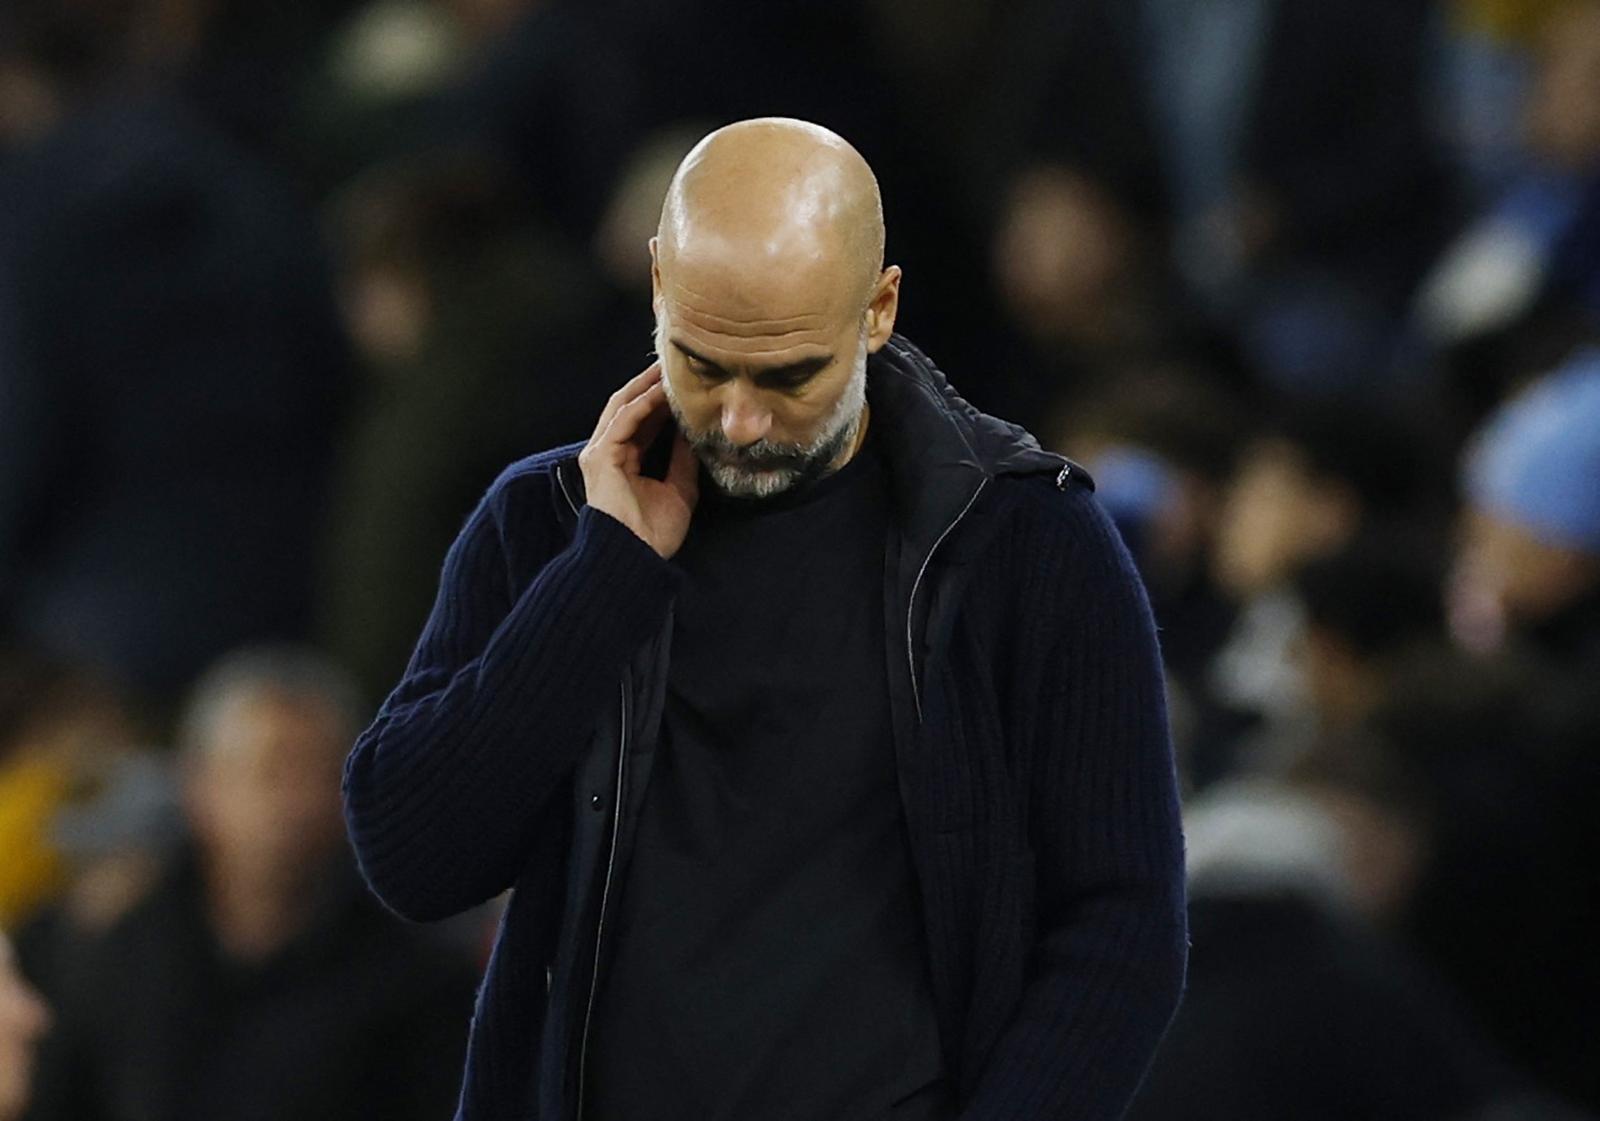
[686,432,810,471]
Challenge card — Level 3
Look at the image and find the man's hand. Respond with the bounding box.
[578,363,699,559]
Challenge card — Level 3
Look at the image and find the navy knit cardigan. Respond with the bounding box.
[344,339,1188,1120]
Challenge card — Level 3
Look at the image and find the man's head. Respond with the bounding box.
[178,646,362,891]
[650,117,901,498]
[994,165,1141,348]
[1212,402,1436,599]
[1452,350,1600,648]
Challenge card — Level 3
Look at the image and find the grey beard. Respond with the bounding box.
[655,317,869,499]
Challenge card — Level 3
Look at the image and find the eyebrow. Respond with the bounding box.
[672,340,834,387]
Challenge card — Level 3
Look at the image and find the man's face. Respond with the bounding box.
[656,308,868,498]
[1212,440,1358,598]
[184,690,348,883]
[1448,508,1600,650]
[651,241,881,499]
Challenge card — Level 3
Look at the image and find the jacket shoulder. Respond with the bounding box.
[995,466,1105,529]
[480,439,586,523]
[990,468,1138,584]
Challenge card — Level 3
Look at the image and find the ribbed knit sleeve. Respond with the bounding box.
[342,484,676,923]
[962,486,1187,1120]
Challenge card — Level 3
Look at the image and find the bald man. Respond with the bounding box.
[345,119,1186,1121]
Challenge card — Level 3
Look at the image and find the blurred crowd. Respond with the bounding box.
[0,0,1598,1118]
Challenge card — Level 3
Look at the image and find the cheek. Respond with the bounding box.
[769,396,823,433]
[678,397,724,439]
[790,366,859,421]
[662,368,712,422]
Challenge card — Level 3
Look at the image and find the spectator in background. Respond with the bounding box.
[1205,403,1445,776]
[0,933,51,1121]
[0,647,181,1025]
[1376,650,1600,1111]
[295,0,489,193]
[433,0,643,246]
[1451,345,1600,667]
[0,651,135,932]
[990,168,1195,428]
[1127,722,1592,1121]
[298,0,634,212]
[1442,373,1600,1095]
[1291,531,1448,734]
[1417,0,1600,352]
[23,646,477,1121]
[176,0,366,177]
[1212,403,1438,620]
[995,0,1451,396]
[319,151,649,701]
[0,0,353,711]
[1433,0,1573,201]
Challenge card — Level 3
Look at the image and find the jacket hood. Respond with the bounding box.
[870,333,1091,484]
[866,333,1092,557]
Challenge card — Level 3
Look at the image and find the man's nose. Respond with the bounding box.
[720,383,773,446]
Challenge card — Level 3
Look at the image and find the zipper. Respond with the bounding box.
[574,681,629,1121]
[906,477,987,722]
[557,459,581,518]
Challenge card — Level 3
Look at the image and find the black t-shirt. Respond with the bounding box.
[585,424,954,1121]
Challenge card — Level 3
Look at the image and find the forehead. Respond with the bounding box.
[660,242,859,363]
[201,690,346,766]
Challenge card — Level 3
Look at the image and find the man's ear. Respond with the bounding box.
[865,265,902,353]
[649,237,662,306]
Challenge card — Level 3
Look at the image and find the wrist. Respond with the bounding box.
[580,504,672,564]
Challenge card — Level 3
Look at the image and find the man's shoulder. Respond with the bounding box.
[479,439,587,522]
[992,465,1109,536]
[985,467,1137,581]
[488,439,587,494]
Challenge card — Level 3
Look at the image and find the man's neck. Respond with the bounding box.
[201,859,317,965]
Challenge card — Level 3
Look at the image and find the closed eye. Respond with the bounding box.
[672,339,832,391]
[688,358,732,383]
[754,358,832,391]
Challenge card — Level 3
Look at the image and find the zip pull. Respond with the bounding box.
[1055,458,1096,492]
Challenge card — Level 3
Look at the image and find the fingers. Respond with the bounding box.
[597,381,668,452]
[666,425,699,503]
[589,363,661,446]
[632,399,671,457]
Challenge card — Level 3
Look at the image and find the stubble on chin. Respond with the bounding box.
[652,316,869,500]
